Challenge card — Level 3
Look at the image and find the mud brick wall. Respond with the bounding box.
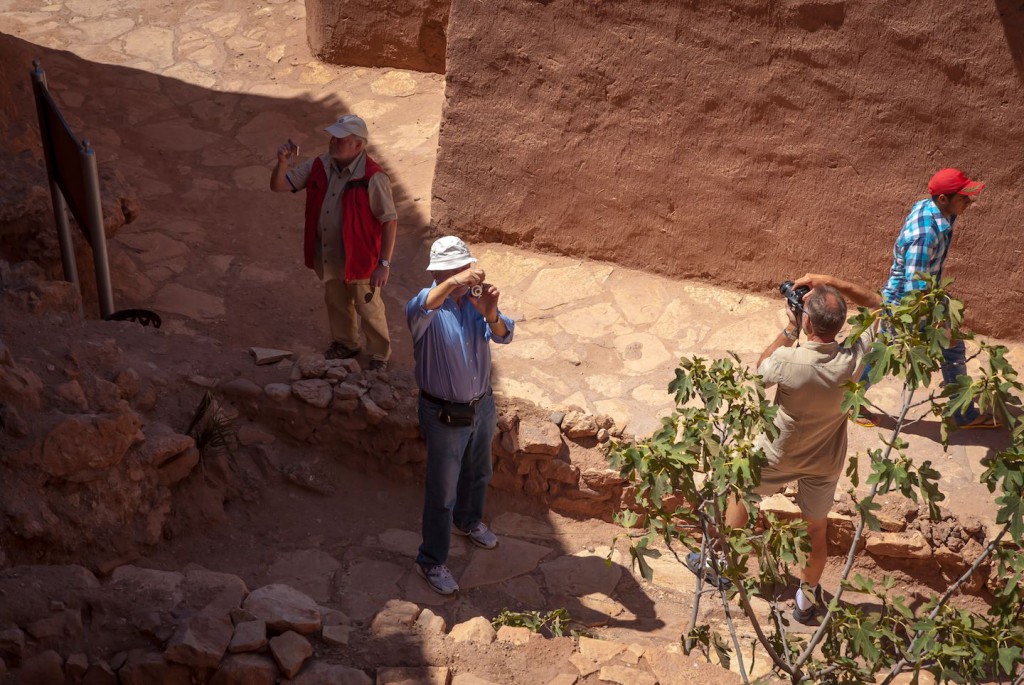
[431,0,1024,339]
[306,0,449,73]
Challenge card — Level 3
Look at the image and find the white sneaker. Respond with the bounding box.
[416,563,459,595]
[454,522,498,549]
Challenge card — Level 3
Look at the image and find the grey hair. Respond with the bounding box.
[804,285,847,338]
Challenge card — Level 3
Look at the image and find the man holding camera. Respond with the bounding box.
[406,236,515,595]
[270,114,397,370]
[688,273,880,624]
[858,167,996,428]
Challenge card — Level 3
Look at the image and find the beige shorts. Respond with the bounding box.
[754,464,839,521]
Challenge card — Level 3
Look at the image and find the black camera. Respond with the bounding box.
[779,280,810,313]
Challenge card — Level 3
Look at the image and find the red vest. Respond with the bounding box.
[303,155,386,281]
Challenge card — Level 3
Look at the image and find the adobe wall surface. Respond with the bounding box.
[306,0,449,73]
[432,0,1024,339]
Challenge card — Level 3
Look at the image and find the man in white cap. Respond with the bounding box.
[406,236,515,595]
[270,114,397,370]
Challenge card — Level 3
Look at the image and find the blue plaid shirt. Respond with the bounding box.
[881,198,955,304]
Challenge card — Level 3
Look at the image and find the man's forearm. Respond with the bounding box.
[798,273,882,309]
[270,160,291,192]
[423,277,460,311]
[824,275,882,308]
[380,220,397,262]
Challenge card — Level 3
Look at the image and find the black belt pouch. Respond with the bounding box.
[439,402,475,427]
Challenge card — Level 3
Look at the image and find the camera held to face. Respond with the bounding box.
[470,285,483,298]
[779,280,810,314]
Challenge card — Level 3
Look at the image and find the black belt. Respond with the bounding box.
[420,388,490,407]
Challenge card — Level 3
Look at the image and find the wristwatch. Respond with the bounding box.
[378,258,391,268]
[782,327,799,341]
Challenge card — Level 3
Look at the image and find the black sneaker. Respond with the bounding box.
[793,583,823,625]
[324,342,360,360]
[685,551,732,589]
[367,359,388,371]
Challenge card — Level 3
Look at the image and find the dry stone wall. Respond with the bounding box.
[431,0,1024,339]
[0,567,740,684]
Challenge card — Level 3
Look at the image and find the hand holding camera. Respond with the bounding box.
[779,280,810,314]
[277,138,299,161]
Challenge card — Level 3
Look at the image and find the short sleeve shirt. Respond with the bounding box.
[755,325,876,477]
[286,151,397,281]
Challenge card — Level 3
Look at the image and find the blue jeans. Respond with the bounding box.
[860,337,980,425]
[940,338,980,425]
[416,391,496,568]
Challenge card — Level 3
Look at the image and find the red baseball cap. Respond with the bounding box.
[928,168,985,196]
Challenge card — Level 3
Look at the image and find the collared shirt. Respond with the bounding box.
[755,325,875,476]
[406,286,515,403]
[286,151,397,281]
[881,198,955,304]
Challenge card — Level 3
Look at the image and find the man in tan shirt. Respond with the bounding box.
[687,273,880,624]
[270,115,398,370]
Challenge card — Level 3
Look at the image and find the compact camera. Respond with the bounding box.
[779,280,810,313]
[470,285,483,297]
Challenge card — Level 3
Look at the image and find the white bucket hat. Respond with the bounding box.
[325,114,368,140]
[427,236,477,271]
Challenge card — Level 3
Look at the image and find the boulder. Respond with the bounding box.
[82,661,117,685]
[331,378,364,401]
[117,649,191,685]
[250,348,293,365]
[287,661,372,685]
[164,608,234,668]
[561,411,598,439]
[448,617,496,645]
[37,412,141,478]
[866,531,931,559]
[296,354,328,379]
[16,650,64,685]
[228,620,267,653]
[242,584,321,634]
[210,653,277,685]
[268,631,312,679]
[496,626,532,645]
[518,419,563,456]
[139,422,196,467]
[157,446,201,486]
[291,380,333,408]
[264,383,292,401]
[369,600,421,638]
[321,624,353,646]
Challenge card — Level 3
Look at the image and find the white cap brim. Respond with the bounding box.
[426,255,477,271]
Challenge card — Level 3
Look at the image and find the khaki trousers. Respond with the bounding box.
[323,278,391,361]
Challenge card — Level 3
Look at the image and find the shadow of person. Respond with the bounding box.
[869,411,1013,449]
[539,553,664,632]
[994,0,1024,79]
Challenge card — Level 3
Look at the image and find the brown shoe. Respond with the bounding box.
[325,342,360,360]
[960,414,1002,430]
[853,410,877,427]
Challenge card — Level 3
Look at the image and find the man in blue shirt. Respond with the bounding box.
[406,236,515,595]
[861,168,997,428]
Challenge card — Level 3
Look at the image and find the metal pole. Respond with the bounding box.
[32,60,80,292]
[80,140,115,318]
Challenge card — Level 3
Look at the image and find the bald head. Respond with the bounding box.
[804,286,847,339]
